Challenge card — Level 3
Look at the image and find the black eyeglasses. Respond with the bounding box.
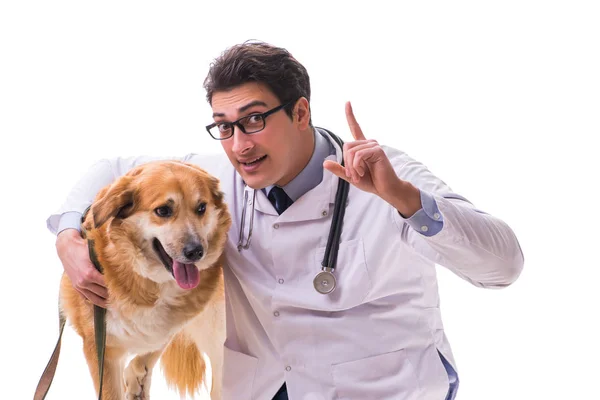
[206,101,293,140]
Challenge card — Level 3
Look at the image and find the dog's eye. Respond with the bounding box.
[197,202,207,215]
[155,205,172,218]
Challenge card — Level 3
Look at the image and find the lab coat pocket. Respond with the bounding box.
[311,238,371,311]
[331,348,421,400]
[222,344,258,400]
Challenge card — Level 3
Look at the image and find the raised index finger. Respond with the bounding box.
[345,101,366,141]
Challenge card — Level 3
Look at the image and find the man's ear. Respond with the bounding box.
[91,176,136,228]
[294,97,311,130]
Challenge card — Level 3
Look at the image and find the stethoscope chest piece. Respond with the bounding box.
[313,268,337,294]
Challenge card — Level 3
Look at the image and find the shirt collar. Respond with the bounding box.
[264,127,335,201]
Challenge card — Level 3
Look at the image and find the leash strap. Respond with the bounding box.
[33,305,66,400]
[33,208,107,400]
[94,305,107,399]
[87,236,107,400]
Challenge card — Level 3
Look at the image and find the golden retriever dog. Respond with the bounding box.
[59,160,231,400]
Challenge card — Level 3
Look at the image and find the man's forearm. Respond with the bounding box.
[384,148,524,288]
[396,192,524,288]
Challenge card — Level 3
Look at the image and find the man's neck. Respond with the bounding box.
[264,127,335,201]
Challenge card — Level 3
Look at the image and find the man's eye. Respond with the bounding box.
[217,123,232,133]
[247,115,263,124]
[155,206,172,217]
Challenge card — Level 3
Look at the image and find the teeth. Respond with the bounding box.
[243,156,264,165]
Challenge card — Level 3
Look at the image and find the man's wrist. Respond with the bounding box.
[56,227,82,249]
[384,179,422,218]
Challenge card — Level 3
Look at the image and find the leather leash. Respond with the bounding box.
[33,206,107,400]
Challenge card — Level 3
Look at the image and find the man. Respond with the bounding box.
[48,41,524,399]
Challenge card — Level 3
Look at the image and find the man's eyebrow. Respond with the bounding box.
[212,100,269,118]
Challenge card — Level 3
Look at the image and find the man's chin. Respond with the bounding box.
[237,172,270,190]
[243,179,270,190]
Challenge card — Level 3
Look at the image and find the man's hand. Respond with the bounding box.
[323,102,422,218]
[56,229,108,308]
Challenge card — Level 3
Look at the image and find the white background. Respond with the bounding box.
[1,1,599,399]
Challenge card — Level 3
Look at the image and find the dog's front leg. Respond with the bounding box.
[123,349,163,400]
[82,338,125,400]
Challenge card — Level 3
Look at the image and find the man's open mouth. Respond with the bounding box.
[152,238,201,290]
[241,155,267,165]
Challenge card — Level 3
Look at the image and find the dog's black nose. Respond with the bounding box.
[183,242,204,262]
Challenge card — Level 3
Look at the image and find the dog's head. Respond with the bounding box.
[85,160,231,290]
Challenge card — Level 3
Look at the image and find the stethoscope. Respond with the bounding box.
[237,128,349,295]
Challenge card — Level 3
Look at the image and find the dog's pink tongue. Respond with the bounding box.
[173,261,200,290]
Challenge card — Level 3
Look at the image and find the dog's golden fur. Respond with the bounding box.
[59,160,231,399]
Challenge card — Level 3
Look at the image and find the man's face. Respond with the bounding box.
[210,82,308,189]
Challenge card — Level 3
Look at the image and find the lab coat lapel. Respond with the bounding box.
[252,185,278,216]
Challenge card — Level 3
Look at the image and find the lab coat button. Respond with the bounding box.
[273,223,279,229]
[274,311,280,317]
[321,210,327,216]
[278,278,284,284]
[285,366,291,372]
[433,213,440,220]
[421,225,429,232]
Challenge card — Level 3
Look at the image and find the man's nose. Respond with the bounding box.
[231,126,253,154]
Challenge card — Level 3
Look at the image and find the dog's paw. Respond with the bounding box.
[124,359,151,400]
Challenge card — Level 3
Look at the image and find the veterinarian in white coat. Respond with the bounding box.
[48,41,524,400]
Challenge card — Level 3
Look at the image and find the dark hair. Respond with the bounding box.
[203,40,311,120]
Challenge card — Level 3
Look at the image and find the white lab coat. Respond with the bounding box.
[47,132,524,400]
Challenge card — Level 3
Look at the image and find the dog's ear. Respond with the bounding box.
[91,176,136,228]
[209,176,225,208]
